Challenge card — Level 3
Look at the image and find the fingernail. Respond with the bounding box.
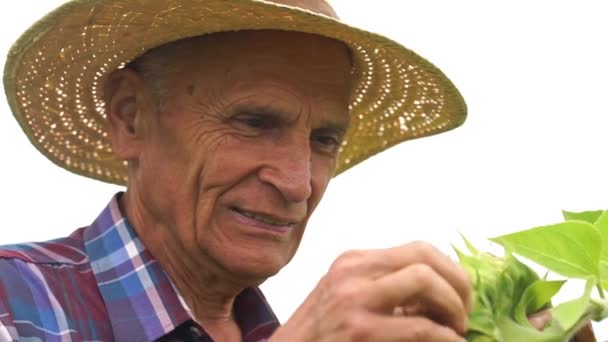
[462,316,469,334]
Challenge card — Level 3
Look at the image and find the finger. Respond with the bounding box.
[327,242,472,314]
[527,310,552,330]
[350,314,466,342]
[363,263,469,334]
[573,323,596,342]
[363,242,472,313]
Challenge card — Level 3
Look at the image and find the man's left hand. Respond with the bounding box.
[528,310,596,342]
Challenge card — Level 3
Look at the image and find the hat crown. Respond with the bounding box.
[265,0,338,19]
[4,0,467,185]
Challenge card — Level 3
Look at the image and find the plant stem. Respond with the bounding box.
[597,284,605,299]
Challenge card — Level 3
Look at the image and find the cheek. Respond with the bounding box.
[308,158,335,211]
[194,136,257,186]
[135,124,237,231]
[163,123,239,193]
[191,136,263,217]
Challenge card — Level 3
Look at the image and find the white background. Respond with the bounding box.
[1,0,607,339]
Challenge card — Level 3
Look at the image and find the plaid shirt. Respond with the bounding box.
[0,193,280,341]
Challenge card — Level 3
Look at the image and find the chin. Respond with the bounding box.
[222,251,291,284]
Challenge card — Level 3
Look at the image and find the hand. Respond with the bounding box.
[528,310,596,342]
[270,241,472,341]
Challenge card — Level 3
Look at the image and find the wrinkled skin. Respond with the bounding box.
[106,30,473,341]
[109,31,351,282]
[271,242,473,341]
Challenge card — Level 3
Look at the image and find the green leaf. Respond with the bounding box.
[467,309,497,338]
[503,252,541,306]
[513,280,565,326]
[552,298,608,341]
[453,240,504,287]
[593,210,608,263]
[591,211,608,294]
[491,221,601,279]
[593,210,608,229]
[551,278,595,331]
[466,331,498,342]
[552,295,608,341]
[495,266,516,315]
[562,209,604,223]
[460,232,480,255]
[452,245,481,285]
[588,298,608,322]
[600,261,608,292]
[496,317,563,342]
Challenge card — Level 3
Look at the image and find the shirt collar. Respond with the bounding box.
[84,193,279,341]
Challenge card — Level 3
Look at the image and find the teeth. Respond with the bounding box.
[238,209,292,226]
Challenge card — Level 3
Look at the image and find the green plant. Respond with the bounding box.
[456,210,608,341]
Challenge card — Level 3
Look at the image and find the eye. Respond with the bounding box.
[314,135,339,146]
[233,113,279,130]
[311,130,342,155]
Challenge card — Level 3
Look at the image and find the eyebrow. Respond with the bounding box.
[231,104,286,117]
[316,120,349,136]
[233,104,350,133]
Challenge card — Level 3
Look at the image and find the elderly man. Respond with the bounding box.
[0,0,531,341]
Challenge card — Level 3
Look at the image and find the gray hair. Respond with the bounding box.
[124,36,208,111]
[125,52,173,111]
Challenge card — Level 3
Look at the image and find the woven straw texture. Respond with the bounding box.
[4,0,467,185]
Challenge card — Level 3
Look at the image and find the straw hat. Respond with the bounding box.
[4,0,467,185]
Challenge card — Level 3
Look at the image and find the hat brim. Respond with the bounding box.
[4,0,467,185]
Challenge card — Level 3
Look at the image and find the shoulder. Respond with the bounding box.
[0,227,91,309]
[0,227,91,305]
[0,227,88,265]
[0,228,111,341]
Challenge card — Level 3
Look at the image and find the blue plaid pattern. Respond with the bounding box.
[0,193,280,341]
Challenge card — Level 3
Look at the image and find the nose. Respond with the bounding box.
[257,134,312,203]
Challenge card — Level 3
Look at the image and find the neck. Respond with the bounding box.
[118,190,244,338]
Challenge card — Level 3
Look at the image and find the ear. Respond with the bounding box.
[105,68,147,160]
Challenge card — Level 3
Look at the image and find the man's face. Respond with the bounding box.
[131,31,351,281]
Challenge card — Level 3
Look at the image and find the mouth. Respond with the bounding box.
[231,207,298,228]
